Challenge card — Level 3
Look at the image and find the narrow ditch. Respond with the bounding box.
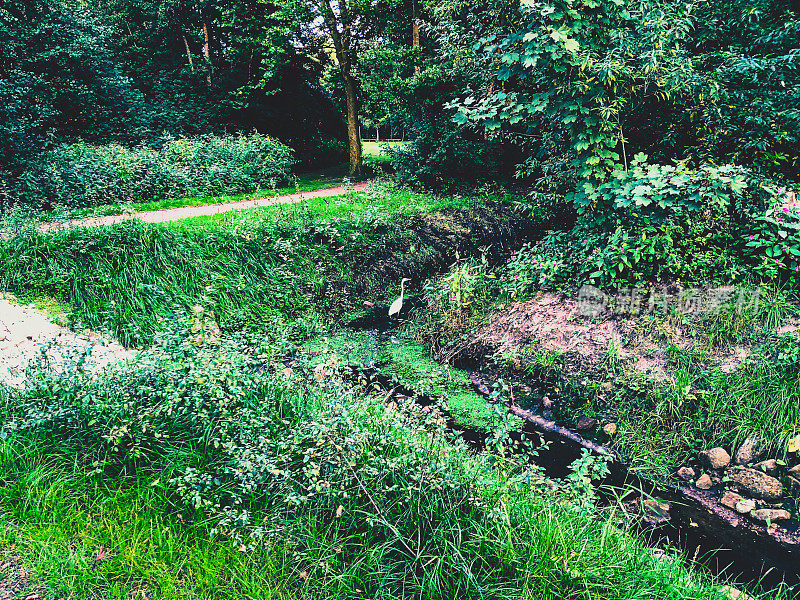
[332,308,800,595]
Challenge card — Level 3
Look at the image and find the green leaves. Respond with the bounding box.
[582,158,749,223]
[453,0,708,183]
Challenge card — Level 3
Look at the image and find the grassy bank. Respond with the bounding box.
[0,183,527,347]
[0,336,756,599]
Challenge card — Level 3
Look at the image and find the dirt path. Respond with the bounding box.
[0,294,131,387]
[39,180,370,232]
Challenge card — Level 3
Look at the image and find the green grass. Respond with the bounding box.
[0,348,763,600]
[362,141,406,157]
[0,184,511,346]
[0,175,788,598]
[591,351,800,476]
[165,183,490,232]
[496,312,800,479]
[0,440,296,599]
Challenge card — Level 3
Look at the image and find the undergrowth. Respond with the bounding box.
[0,329,761,599]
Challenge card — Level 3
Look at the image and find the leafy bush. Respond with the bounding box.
[14,133,295,211]
[746,186,800,282]
[500,158,763,293]
[572,155,750,223]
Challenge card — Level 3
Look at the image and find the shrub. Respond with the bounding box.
[499,157,762,294]
[14,133,295,211]
[571,154,750,223]
[746,186,800,282]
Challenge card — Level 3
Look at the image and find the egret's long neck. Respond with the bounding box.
[400,280,405,300]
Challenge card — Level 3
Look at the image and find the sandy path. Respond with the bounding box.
[39,180,370,232]
[0,294,131,387]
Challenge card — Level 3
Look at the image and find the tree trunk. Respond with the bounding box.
[202,22,212,84]
[343,73,363,175]
[411,0,420,74]
[320,0,362,175]
[412,22,420,74]
[182,34,194,72]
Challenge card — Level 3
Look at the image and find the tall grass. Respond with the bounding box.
[0,336,762,599]
[0,196,405,346]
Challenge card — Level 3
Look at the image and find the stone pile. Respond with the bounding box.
[680,435,794,527]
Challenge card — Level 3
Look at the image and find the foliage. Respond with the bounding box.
[498,156,766,292]
[0,330,747,599]
[0,1,149,173]
[746,186,800,282]
[455,0,703,183]
[358,15,514,189]
[15,134,295,211]
[690,0,800,177]
[573,155,749,222]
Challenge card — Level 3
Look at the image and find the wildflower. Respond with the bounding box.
[784,207,790,214]
[748,234,754,241]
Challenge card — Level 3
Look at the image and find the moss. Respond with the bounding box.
[378,340,493,432]
[304,333,493,432]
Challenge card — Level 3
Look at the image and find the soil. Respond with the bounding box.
[0,553,31,600]
[0,294,131,387]
[444,291,797,380]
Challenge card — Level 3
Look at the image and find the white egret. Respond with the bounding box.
[388,278,410,317]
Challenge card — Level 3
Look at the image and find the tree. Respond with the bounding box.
[454,0,706,191]
[0,0,147,172]
[283,0,407,175]
[92,0,348,164]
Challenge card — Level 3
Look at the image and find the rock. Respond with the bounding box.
[699,447,731,470]
[719,491,743,510]
[642,499,671,526]
[576,415,597,431]
[721,585,755,600]
[735,498,756,514]
[734,435,764,465]
[789,464,800,478]
[695,474,713,490]
[788,475,800,493]
[752,508,791,523]
[602,422,617,437]
[752,459,777,474]
[541,396,553,409]
[677,466,695,482]
[726,467,784,501]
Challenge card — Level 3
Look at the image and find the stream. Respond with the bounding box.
[340,307,800,596]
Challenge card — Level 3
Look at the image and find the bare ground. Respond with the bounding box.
[0,294,131,387]
[445,292,798,380]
